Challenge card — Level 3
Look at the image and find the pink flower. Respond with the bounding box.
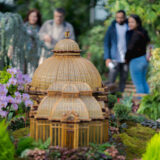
[22,93,30,101]
[12,103,18,110]
[0,110,8,118]
[15,98,21,104]
[25,100,33,107]
[0,85,8,96]
[0,96,7,102]
[7,96,15,103]
[23,74,31,84]
[8,77,17,85]
[15,92,21,99]
[17,85,24,91]
[17,73,24,85]
[0,101,8,110]
[7,68,17,75]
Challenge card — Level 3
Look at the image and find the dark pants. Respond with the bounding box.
[108,62,129,92]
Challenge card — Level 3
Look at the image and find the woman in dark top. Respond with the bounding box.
[125,14,150,94]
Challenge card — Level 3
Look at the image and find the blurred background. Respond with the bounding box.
[0,0,160,79]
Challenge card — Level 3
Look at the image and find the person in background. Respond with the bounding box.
[125,14,150,94]
[39,8,75,64]
[104,10,128,92]
[24,9,42,77]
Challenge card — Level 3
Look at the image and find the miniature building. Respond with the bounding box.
[30,32,109,148]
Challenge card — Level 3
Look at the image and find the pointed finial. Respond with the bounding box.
[65,31,70,39]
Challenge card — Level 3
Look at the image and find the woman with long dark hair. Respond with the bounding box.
[25,9,42,31]
[24,9,42,77]
[125,14,150,94]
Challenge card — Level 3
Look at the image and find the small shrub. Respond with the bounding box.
[115,91,122,98]
[142,133,160,160]
[108,94,117,109]
[0,120,15,160]
[138,92,160,120]
[16,137,34,156]
[33,138,51,150]
[113,103,131,121]
[12,127,30,139]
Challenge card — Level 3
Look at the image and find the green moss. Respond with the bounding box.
[12,127,30,139]
[114,124,156,160]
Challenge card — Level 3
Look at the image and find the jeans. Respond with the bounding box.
[108,62,129,92]
[129,55,149,94]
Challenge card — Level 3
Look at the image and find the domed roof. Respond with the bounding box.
[53,39,81,56]
[49,98,90,121]
[31,56,102,91]
[36,81,104,121]
[36,96,60,119]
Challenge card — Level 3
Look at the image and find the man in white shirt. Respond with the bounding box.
[104,10,128,92]
[39,8,75,63]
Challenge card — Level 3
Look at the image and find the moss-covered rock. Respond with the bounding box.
[12,127,30,140]
[113,124,156,160]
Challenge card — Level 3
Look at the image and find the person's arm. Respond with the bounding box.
[39,21,52,43]
[104,26,111,66]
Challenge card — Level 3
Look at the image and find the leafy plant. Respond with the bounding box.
[120,93,133,109]
[33,138,51,150]
[0,120,15,160]
[115,91,122,98]
[138,91,160,120]
[86,143,112,160]
[108,94,117,109]
[8,116,29,131]
[142,133,160,160]
[113,103,131,121]
[16,137,34,156]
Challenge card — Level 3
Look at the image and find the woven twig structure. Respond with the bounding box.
[30,34,109,148]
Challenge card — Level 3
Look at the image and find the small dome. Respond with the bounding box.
[53,39,81,56]
[36,96,60,119]
[81,96,104,120]
[62,83,79,97]
[49,98,90,121]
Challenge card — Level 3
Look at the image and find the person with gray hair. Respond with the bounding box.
[38,8,75,64]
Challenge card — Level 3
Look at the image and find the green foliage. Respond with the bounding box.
[115,91,122,98]
[138,91,160,120]
[113,124,156,160]
[15,0,100,36]
[120,93,133,109]
[107,94,117,109]
[16,137,50,156]
[8,116,29,131]
[16,137,34,156]
[0,69,11,84]
[79,25,108,79]
[0,120,15,160]
[12,127,30,139]
[149,48,160,91]
[105,0,160,46]
[142,133,160,160]
[32,138,51,150]
[113,103,131,121]
[86,143,112,160]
